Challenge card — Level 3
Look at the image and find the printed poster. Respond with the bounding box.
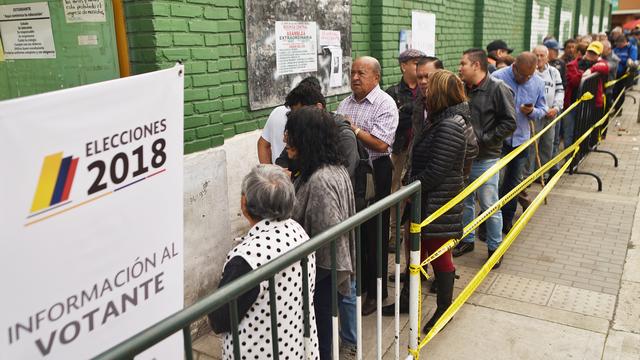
[275,21,318,76]
[63,0,106,23]
[0,66,185,359]
[411,11,436,56]
[0,2,56,59]
[328,46,342,88]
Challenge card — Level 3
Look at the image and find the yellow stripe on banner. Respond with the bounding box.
[30,152,63,212]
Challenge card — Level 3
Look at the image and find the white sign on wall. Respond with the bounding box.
[412,11,436,56]
[0,2,56,59]
[0,65,185,359]
[63,0,106,23]
[275,21,318,76]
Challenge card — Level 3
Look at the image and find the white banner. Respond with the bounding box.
[0,65,185,359]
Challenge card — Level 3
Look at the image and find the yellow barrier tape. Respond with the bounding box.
[605,72,629,89]
[410,222,421,234]
[598,89,626,140]
[415,91,593,231]
[407,92,623,357]
[419,146,578,349]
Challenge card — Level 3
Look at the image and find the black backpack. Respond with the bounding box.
[353,139,376,211]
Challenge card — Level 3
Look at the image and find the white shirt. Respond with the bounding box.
[261,105,289,162]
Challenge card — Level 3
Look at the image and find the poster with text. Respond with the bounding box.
[0,2,56,59]
[63,0,106,23]
[275,21,318,76]
[0,65,185,359]
[411,11,436,56]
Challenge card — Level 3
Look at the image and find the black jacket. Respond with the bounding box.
[386,79,418,152]
[466,76,516,159]
[408,102,469,240]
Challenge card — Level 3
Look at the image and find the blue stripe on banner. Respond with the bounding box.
[50,156,72,206]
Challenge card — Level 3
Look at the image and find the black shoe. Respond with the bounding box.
[422,270,455,334]
[382,287,409,316]
[488,250,502,269]
[502,222,512,235]
[452,242,474,257]
[362,296,377,316]
[429,278,438,294]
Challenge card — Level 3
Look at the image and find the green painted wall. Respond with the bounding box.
[0,0,119,100]
[1,0,611,154]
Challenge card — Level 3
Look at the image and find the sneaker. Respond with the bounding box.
[339,341,357,360]
[488,250,502,269]
[452,242,474,257]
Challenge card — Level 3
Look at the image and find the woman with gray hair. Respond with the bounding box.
[208,164,319,359]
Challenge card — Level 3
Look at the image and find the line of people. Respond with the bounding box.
[209,28,639,360]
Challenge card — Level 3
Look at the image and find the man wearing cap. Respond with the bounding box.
[565,41,609,144]
[487,40,514,73]
[544,38,567,87]
[612,35,638,114]
[386,49,426,251]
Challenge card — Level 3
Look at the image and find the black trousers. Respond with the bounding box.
[362,155,392,300]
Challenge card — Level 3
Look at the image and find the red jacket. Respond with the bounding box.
[565,56,609,109]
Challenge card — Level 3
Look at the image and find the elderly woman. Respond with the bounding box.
[208,164,319,359]
[410,70,473,333]
[285,106,356,360]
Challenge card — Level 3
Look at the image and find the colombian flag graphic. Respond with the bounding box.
[30,152,79,214]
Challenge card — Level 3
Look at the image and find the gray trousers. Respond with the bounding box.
[524,117,555,178]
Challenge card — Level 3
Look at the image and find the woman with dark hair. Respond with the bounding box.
[409,70,475,333]
[286,106,356,360]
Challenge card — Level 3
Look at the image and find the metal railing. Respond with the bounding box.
[94,181,422,360]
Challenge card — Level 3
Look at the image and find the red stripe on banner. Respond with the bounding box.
[61,158,79,202]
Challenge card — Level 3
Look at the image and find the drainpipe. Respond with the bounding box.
[113,0,130,77]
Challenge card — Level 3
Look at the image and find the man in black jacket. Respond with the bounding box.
[386,49,427,251]
[453,48,516,268]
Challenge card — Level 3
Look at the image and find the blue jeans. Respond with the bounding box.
[462,158,503,251]
[338,280,356,346]
[500,144,528,228]
[561,111,575,148]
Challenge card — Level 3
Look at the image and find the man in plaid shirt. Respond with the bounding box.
[337,56,399,315]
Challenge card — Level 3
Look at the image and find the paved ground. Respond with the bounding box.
[192,92,640,360]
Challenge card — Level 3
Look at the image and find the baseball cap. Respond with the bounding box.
[398,49,427,63]
[586,41,603,55]
[543,39,560,51]
[486,40,514,53]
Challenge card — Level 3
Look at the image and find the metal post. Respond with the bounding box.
[394,203,402,360]
[355,226,363,360]
[301,258,311,358]
[408,189,421,359]
[183,326,194,360]
[331,241,339,360]
[376,213,383,360]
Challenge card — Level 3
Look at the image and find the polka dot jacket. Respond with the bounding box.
[222,218,319,360]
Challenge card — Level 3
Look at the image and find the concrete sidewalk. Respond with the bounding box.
[192,94,640,360]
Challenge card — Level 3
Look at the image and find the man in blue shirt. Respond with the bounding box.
[612,35,638,114]
[492,52,547,234]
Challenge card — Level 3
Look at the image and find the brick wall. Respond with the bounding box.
[123,0,611,155]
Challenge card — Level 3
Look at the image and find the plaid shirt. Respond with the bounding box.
[337,85,399,160]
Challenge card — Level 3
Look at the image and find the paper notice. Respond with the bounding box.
[63,0,106,23]
[275,21,318,76]
[328,46,342,88]
[319,30,341,47]
[411,11,436,56]
[78,34,98,46]
[399,29,412,54]
[0,2,56,59]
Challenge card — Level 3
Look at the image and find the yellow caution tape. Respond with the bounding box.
[415,91,593,232]
[410,222,421,234]
[407,91,624,357]
[605,72,629,89]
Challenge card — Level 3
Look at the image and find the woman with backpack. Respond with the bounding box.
[409,69,477,333]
